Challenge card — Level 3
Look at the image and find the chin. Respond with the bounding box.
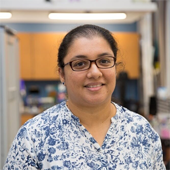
[84,97,110,106]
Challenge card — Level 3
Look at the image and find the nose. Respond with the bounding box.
[87,62,102,79]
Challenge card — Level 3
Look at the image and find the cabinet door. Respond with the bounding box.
[18,32,139,80]
[17,33,32,80]
[21,114,34,125]
[32,33,66,80]
[113,33,140,79]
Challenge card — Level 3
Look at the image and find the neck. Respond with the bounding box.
[66,100,116,127]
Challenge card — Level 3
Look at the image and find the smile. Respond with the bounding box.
[84,83,104,88]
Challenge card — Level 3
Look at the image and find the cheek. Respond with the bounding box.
[106,70,116,90]
[65,72,83,87]
[106,69,116,81]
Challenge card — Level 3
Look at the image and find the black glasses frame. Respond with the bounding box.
[63,56,116,71]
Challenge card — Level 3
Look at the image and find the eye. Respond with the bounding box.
[72,60,89,69]
[98,58,112,65]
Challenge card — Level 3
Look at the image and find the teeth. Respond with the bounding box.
[88,84,102,88]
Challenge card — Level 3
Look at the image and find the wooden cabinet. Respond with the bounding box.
[18,33,32,79]
[18,32,139,80]
[32,33,66,80]
[21,114,34,125]
[17,33,66,80]
[113,33,140,79]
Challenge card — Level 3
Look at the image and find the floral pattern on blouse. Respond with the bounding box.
[3,101,165,170]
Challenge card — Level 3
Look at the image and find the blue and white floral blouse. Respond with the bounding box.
[4,101,165,170]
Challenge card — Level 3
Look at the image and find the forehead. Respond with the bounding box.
[64,36,114,63]
[68,36,111,52]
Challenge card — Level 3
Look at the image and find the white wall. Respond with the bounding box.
[166,0,170,97]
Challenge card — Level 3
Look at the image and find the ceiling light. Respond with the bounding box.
[48,13,126,20]
[0,12,12,19]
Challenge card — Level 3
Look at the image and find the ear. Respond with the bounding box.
[58,67,65,83]
[115,67,117,76]
[115,64,118,77]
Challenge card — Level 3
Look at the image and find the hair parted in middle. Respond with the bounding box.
[57,24,118,70]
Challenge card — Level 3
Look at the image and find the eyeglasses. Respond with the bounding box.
[63,56,116,71]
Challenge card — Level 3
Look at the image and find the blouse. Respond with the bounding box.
[3,101,165,170]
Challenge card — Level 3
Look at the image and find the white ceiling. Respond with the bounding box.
[0,0,157,23]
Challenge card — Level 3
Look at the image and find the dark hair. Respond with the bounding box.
[58,24,118,69]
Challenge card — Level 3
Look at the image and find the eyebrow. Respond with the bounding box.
[72,55,87,60]
[71,53,114,60]
[98,53,114,57]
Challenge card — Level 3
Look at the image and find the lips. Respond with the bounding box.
[84,83,104,88]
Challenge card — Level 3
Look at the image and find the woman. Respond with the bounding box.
[4,24,165,169]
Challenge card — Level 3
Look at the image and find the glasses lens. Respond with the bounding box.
[97,57,115,68]
[71,59,90,71]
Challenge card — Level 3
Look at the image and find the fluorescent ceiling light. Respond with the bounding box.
[0,12,12,19]
[48,13,126,20]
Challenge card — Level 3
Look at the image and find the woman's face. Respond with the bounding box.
[59,36,116,107]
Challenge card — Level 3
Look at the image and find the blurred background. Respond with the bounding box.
[0,0,170,168]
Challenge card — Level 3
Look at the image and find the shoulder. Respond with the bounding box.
[114,103,160,142]
[19,101,67,136]
[115,103,148,124]
[14,101,69,153]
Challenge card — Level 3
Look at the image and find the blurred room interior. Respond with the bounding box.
[0,0,170,168]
